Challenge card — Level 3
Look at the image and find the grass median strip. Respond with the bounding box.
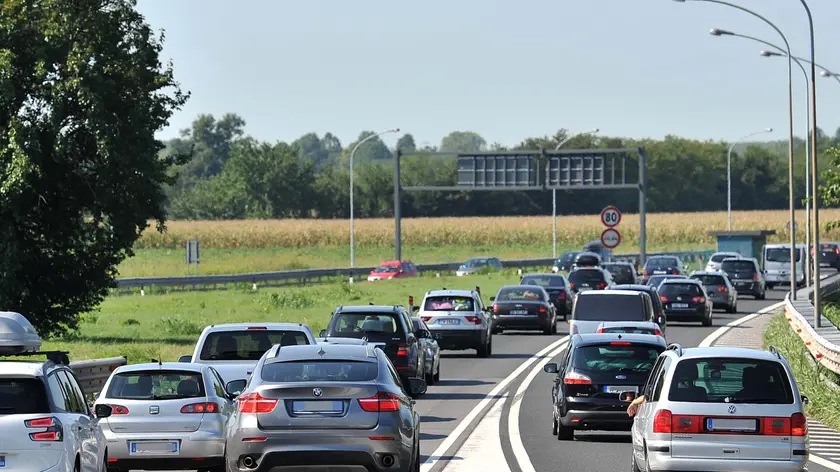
[763,313,840,431]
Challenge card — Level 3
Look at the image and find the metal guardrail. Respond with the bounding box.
[113,249,716,293]
[70,356,127,397]
[784,274,840,375]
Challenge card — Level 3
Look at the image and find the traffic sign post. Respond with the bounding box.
[600,206,622,227]
[601,228,621,249]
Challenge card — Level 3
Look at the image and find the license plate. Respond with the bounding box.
[672,303,689,308]
[292,400,343,413]
[510,310,529,315]
[653,270,666,274]
[705,418,758,433]
[129,441,179,456]
[438,318,460,325]
[603,385,637,394]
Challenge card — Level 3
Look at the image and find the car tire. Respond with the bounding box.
[629,450,643,472]
[757,290,766,300]
[543,323,553,335]
[477,335,491,358]
[556,422,573,440]
[434,363,440,383]
[426,370,435,386]
[552,415,559,436]
[702,311,713,327]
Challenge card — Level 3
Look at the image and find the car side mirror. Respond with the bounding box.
[412,306,419,312]
[543,363,558,374]
[489,296,496,302]
[178,355,192,363]
[408,378,427,396]
[94,404,113,418]
[801,395,809,405]
[319,329,327,337]
[226,379,247,397]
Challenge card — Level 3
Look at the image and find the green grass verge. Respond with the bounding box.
[117,242,708,278]
[822,302,840,327]
[46,270,530,363]
[763,313,840,431]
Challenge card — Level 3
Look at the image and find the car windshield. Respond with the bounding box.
[496,287,543,301]
[710,254,737,262]
[423,296,474,311]
[721,260,756,273]
[822,244,839,252]
[559,252,579,263]
[691,275,727,286]
[374,264,399,273]
[463,258,488,268]
[605,265,633,276]
[646,257,679,269]
[261,360,378,382]
[569,270,605,285]
[572,295,644,321]
[765,248,801,263]
[328,313,405,338]
[600,326,656,335]
[199,330,310,361]
[648,275,681,286]
[520,276,565,288]
[659,283,702,297]
[668,358,794,404]
[0,377,49,414]
[572,344,662,373]
[106,370,205,400]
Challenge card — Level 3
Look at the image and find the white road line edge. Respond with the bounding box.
[812,455,840,472]
[441,394,511,472]
[420,336,569,472]
[508,340,570,472]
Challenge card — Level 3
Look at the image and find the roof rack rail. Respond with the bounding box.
[0,350,70,365]
[666,343,683,356]
[768,345,782,359]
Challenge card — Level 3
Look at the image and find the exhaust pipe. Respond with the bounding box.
[242,456,256,469]
[381,454,395,467]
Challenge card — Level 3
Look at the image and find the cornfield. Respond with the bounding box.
[136,210,840,250]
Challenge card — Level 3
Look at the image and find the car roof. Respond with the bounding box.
[570,266,604,272]
[0,361,53,377]
[602,261,633,266]
[113,362,203,374]
[573,333,667,347]
[612,284,656,292]
[202,323,311,333]
[647,255,680,259]
[521,273,564,278]
[336,305,405,313]
[270,343,377,362]
[690,271,727,277]
[577,289,643,297]
[424,289,475,297]
[660,278,701,285]
[765,243,806,248]
[712,251,740,255]
[576,252,601,258]
[676,346,782,362]
[499,285,547,291]
[597,321,658,327]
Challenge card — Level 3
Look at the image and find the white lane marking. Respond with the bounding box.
[812,455,840,471]
[441,394,511,472]
[698,301,784,347]
[421,336,569,472]
[508,340,570,472]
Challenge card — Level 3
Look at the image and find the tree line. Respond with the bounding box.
[163,113,840,220]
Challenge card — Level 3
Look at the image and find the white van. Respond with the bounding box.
[763,243,806,288]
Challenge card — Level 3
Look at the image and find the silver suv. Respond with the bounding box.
[629,344,809,472]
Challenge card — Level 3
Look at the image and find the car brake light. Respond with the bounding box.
[691,296,705,303]
[611,341,631,346]
[464,316,482,325]
[24,417,55,428]
[247,326,267,330]
[596,282,607,289]
[30,431,60,441]
[672,269,678,275]
[654,328,663,337]
[539,306,547,313]
[358,391,401,412]
[181,402,219,414]
[835,246,839,255]
[107,404,129,415]
[753,273,760,281]
[791,413,807,436]
[653,409,672,433]
[762,417,792,436]
[596,327,604,333]
[563,372,591,384]
[238,392,278,413]
[717,286,727,292]
[26,416,62,441]
[672,414,702,433]
[660,296,668,303]
[397,344,409,356]
[569,282,576,289]
[421,316,431,322]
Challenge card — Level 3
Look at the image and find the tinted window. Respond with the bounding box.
[199,330,310,361]
[691,275,727,286]
[604,265,634,276]
[646,257,679,269]
[0,377,50,414]
[559,252,579,263]
[261,360,378,382]
[520,275,566,288]
[569,270,606,285]
[573,295,645,321]
[56,371,86,413]
[576,255,600,266]
[423,296,475,311]
[765,248,801,263]
[329,313,406,339]
[710,254,737,262]
[106,370,205,400]
[463,258,488,267]
[600,326,656,335]
[496,287,545,301]
[572,344,663,373]
[62,371,90,413]
[373,264,399,273]
[668,358,794,404]
[648,275,682,286]
[721,260,757,273]
[659,283,702,297]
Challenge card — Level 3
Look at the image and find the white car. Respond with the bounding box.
[705,251,740,272]
[416,289,492,357]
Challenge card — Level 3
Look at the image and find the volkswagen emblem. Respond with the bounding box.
[615,375,626,380]
[728,405,737,414]
[313,388,323,397]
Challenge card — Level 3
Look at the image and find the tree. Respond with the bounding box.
[177,113,246,180]
[440,131,486,153]
[820,144,840,230]
[344,131,392,163]
[397,133,417,153]
[0,0,188,337]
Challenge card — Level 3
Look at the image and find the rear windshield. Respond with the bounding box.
[328,313,405,338]
[659,283,702,297]
[648,275,681,286]
[572,344,662,373]
[463,258,488,268]
[423,296,474,311]
[105,371,205,400]
[520,276,565,288]
[822,244,838,251]
[261,360,378,382]
[668,358,794,404]
[604,265,634,276]
[601,326,656,335]
[569,270,606,285]
[576,255,600,265]
[765,248,801,263]
[199,330,310,361]
[646,257,679,269]
[496,287,544,301]
[710,254,737,262]
[721,260,756,273]
[691,275,727,286]
[373,264,399,273]
[0,377,50,414]
[573,295,645,321]
[559,252,579,263]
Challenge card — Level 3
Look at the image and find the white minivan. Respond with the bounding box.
[763,243,806,288]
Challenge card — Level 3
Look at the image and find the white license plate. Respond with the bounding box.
[653,270,667,274]
[510,310,529,315]
[438,318,460,325]
[706,418,758,432]
[603,385,637,394]
[672,303,689,308]
[292,400,343,413]
[129,441,179,456]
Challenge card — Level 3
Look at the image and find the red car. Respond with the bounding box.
[367,260,419,281]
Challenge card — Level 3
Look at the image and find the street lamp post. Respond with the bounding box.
[349,128,399,270]
[821,70,840,85]
[726,128,773,231]
[674,0,798,299]
[552,128,599,259]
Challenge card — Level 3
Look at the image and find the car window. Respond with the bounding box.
[651,357,672,401]
[604,265,633,276]
[261,360,378,382]
[571,343,663,373]
[668,358,794,404]
[691,275,727,286]
[106,370,206,400]
[496,287,544,301]
[643,356,665,398]
[646,257,680,269]
[46,373,68,413]
[383,357,404,391]
[0,377,51,414]
[573,295,645,321]
[423,296,474,311]
[765,248,801,263]
[601,326,656,335]
[56,371,86,414]
[721,260,758,273]
[659,283,702,297]
[329,313,406,339]
[208,368,226,398]
[568,270,606,285]
[520,275,566,288]
[199,330,310,361]
[63,371,90,414]
[710,254,737,262]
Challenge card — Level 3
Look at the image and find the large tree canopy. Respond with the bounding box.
[0,0,187,336]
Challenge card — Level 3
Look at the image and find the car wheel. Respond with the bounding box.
[556,422,573,440]
[434,362,440,383]
[414,442,421,472]
[552,415,559,436]
[543,323,553,335]
[758,290,766,300]
[702,311,712,327]
[426,370,435,386]
[477,335,490,358]
[629,450,643,472]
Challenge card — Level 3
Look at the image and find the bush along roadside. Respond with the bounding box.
[763,313,840,431]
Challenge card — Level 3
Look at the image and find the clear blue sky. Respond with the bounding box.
[136,0,840,149]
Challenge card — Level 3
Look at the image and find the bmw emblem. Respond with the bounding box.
[728,405,737,414]
[313,388,322,397]
[615,375,627,380]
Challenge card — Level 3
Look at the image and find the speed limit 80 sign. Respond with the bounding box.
[600,206,622,227]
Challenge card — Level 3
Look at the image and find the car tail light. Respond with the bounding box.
[611,341,631,346]
[563,371,591,385]
[358,391,401,412]
[596,282,607,289]
[421,316,431,322]
[397,344,409,356]
[24,417,55,428]
[660,296,668,303]
[717,286,727,292]
[464,316,482,325]
[557,291,566,300]
[25,416,62,441]
[654,328,663,337]
[762,417,792,436]
[671,269,679,275]
[569,324,579,334]
[835,246,839,255]
[653,409,672,433]
[107,404,129,415]
[539,306,547,313]
[672,414,702,433]
[569,282,576,289]
[596,327,604,333]
[753,272,760,281]
[691,296,705,303]
[181,402,219,414]
[238,392,278,413]
[791,413,807,436]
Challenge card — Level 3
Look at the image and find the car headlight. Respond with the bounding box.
[388,276,394,279]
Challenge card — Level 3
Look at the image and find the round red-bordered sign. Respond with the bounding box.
[600,206,622,227]
[601,228,621,249]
